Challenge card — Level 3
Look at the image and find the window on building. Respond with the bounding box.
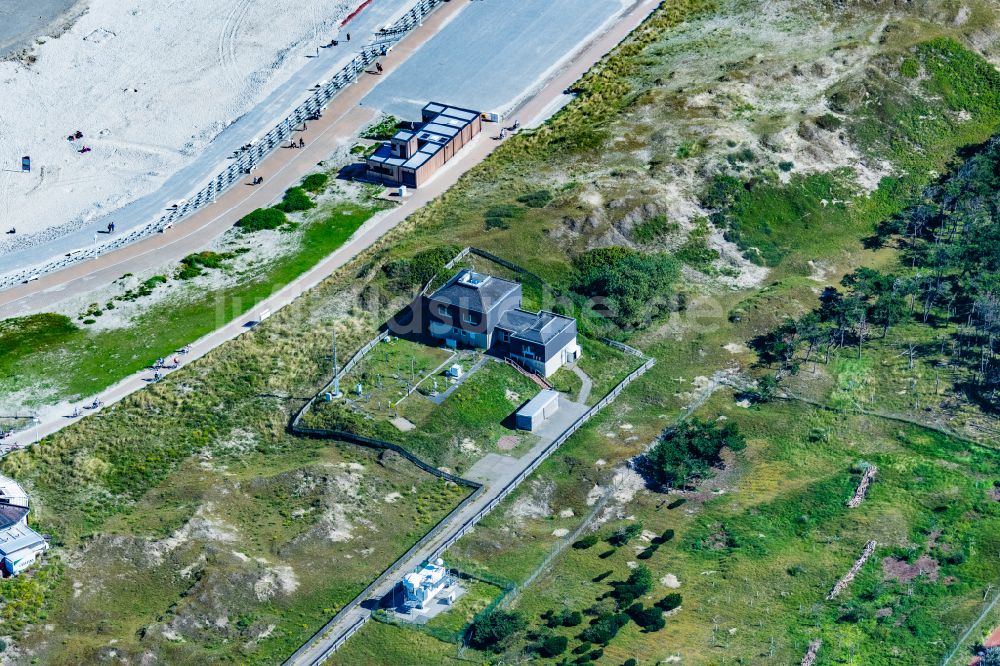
[463,312,477,325]
[438,305,448,317]
[498,330,509,342]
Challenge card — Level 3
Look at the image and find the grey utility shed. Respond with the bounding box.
[515,389,560,432]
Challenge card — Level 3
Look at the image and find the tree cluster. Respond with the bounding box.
[753,138,1000,409]
[645,418,746,489]
[572,247,680,328]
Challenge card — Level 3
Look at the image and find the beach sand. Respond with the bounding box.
[0,0,354,251]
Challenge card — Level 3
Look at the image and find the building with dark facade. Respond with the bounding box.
[422,269,580,377]
[366,102,482,188]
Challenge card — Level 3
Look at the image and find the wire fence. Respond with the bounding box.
[0,0,448,291]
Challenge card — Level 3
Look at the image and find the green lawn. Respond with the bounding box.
[343,336,454,416]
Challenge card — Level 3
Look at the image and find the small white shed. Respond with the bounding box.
[515,390,560,432]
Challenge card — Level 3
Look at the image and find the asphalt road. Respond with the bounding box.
[360,0,629,119]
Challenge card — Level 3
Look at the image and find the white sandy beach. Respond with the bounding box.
[0,0,355,247]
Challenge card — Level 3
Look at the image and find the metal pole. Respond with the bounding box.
[332,327,341,397]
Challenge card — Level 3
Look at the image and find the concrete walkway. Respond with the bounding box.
[571,364,593,404]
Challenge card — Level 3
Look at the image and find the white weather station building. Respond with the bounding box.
[0,474,48,577]
[402,558,455,610]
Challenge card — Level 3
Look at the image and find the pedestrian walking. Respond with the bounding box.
[376,62,383,74]
[346,32,350,42]
[299,137,305,148]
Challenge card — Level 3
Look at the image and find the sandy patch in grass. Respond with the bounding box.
[497,435,519,451]
[508,479,554,523]
[660,573,681,588]
[882,555,939,583]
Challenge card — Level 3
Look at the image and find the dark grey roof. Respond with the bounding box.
[428,270,519,313]
[498,308,575,344]
[0,503,27,531]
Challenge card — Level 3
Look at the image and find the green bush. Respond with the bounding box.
[646,418,746,489]
[624,659,638,666]
[899,57,920,78]
[484,203,525,231]
[382,245,461,288]
[815,113,843,131]
[626,603,666,632]
[608,523,643,547]
[301,173,329,193]
[573,534,599,549]
[362,115,400,140]
[572,247,680,328]
[236,207,287,232]
[580,612,629,645]
[276,187,316,213]
[632,215,677,244]
[574,641,593,654]
[654,593,682,612]
[539,634,568,657]
[177,251,235,280]
[469,609,526,651]
[610,565,654,606]
[517,190,553,208]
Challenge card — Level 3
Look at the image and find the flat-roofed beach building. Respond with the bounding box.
[367,102,482,188]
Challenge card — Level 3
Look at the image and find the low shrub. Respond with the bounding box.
[517,190,553,208]
[469,609,526,651]
[236,207,287,232]
[573,535,599,549]
[539,634,568,657]
[815,112,843,131]
[580,612,629,645]
[626,603,666,632]
[276,187,316,213]
[654,593,682,612]
[608,523,643,547]
[301,173,329,193]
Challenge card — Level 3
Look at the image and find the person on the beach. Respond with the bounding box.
[299,137,305,148]
[346,33,350,41]
[376,62,383,73]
